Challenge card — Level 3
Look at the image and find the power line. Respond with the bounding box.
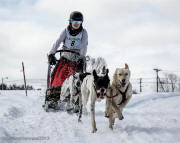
[162,70,180,73]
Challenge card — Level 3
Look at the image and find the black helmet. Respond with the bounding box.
[69,11,83,22]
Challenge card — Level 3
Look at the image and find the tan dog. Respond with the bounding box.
[105,64,132,129]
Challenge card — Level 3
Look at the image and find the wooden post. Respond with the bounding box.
[139,78,142,92]
[22,62,27,96]
[1,78,3,90]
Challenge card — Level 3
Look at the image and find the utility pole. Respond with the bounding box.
[139,78,142,92]
[153,68,162,92]
[22,62,27,96]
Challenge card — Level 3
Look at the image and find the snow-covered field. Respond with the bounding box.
[0,90,180,143]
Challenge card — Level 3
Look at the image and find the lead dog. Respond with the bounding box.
[105,64,132,129]
[81,69,110,133]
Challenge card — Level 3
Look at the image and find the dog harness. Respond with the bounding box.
[106,84,129,105]
[73,90,80,96]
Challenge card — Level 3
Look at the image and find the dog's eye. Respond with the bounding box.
[119,74,122,76]
[125,73,128,76]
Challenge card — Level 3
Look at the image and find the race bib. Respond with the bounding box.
[64,28,82,49]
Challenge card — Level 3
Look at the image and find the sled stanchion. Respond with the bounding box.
[47,54,52,88]
[22,62,27,96]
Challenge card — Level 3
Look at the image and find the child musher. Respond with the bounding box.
[48,11,88,88]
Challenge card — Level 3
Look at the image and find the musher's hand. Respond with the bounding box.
[48,54,56,65]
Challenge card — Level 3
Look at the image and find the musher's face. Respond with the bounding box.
[72,23,81,29]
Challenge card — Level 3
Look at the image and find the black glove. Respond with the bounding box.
[48,54,56,65]
[77,57,85,72]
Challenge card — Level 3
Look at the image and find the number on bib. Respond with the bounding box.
[71,41,75,46]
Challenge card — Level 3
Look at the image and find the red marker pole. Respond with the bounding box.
[22,62,27,96]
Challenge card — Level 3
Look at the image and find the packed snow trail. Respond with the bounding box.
[0,90,180,143]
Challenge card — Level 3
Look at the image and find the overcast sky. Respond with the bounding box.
[0,0,180,82]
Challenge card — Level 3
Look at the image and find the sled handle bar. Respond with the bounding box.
[55,49,90,61]
[55,49,80,56]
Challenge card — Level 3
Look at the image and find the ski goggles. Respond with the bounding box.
[71,20,82,24]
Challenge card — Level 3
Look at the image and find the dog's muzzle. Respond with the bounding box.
[121,80,126,87]
[97,88,106,99]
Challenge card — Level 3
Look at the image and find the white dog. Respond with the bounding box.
[81,69,110,133]
[105,64,132,129]
[60,72,90,121]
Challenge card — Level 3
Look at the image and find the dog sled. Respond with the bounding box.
[43,49,89,120]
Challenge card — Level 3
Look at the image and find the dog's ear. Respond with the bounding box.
[74,73,78,78]
[112,69,118,85]
[106,69,109,75]
[125,63,129,69]
[102,66,106,73]
[93,69,98,79]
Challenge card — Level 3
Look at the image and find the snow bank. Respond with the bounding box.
[0,91,180,143]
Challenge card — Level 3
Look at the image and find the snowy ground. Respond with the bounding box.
[0,90,180,143]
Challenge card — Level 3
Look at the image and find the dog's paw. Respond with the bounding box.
[104,112,109,118]
[109,125,113,130]
[116,110,124,120]
[91,128,97,133]
[118,114,124,120]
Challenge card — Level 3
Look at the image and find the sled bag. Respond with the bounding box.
[51,58,77,87]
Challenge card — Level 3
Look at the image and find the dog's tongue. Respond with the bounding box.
[100,93,105,99]
[122,82,126,87]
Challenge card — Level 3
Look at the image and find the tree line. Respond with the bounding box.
[0,83,34,90]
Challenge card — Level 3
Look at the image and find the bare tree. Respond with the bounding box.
[164,73,178,92]
[159,77,170,92]
[177,78,180,92]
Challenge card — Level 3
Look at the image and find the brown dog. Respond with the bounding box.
[105,64,132,129]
